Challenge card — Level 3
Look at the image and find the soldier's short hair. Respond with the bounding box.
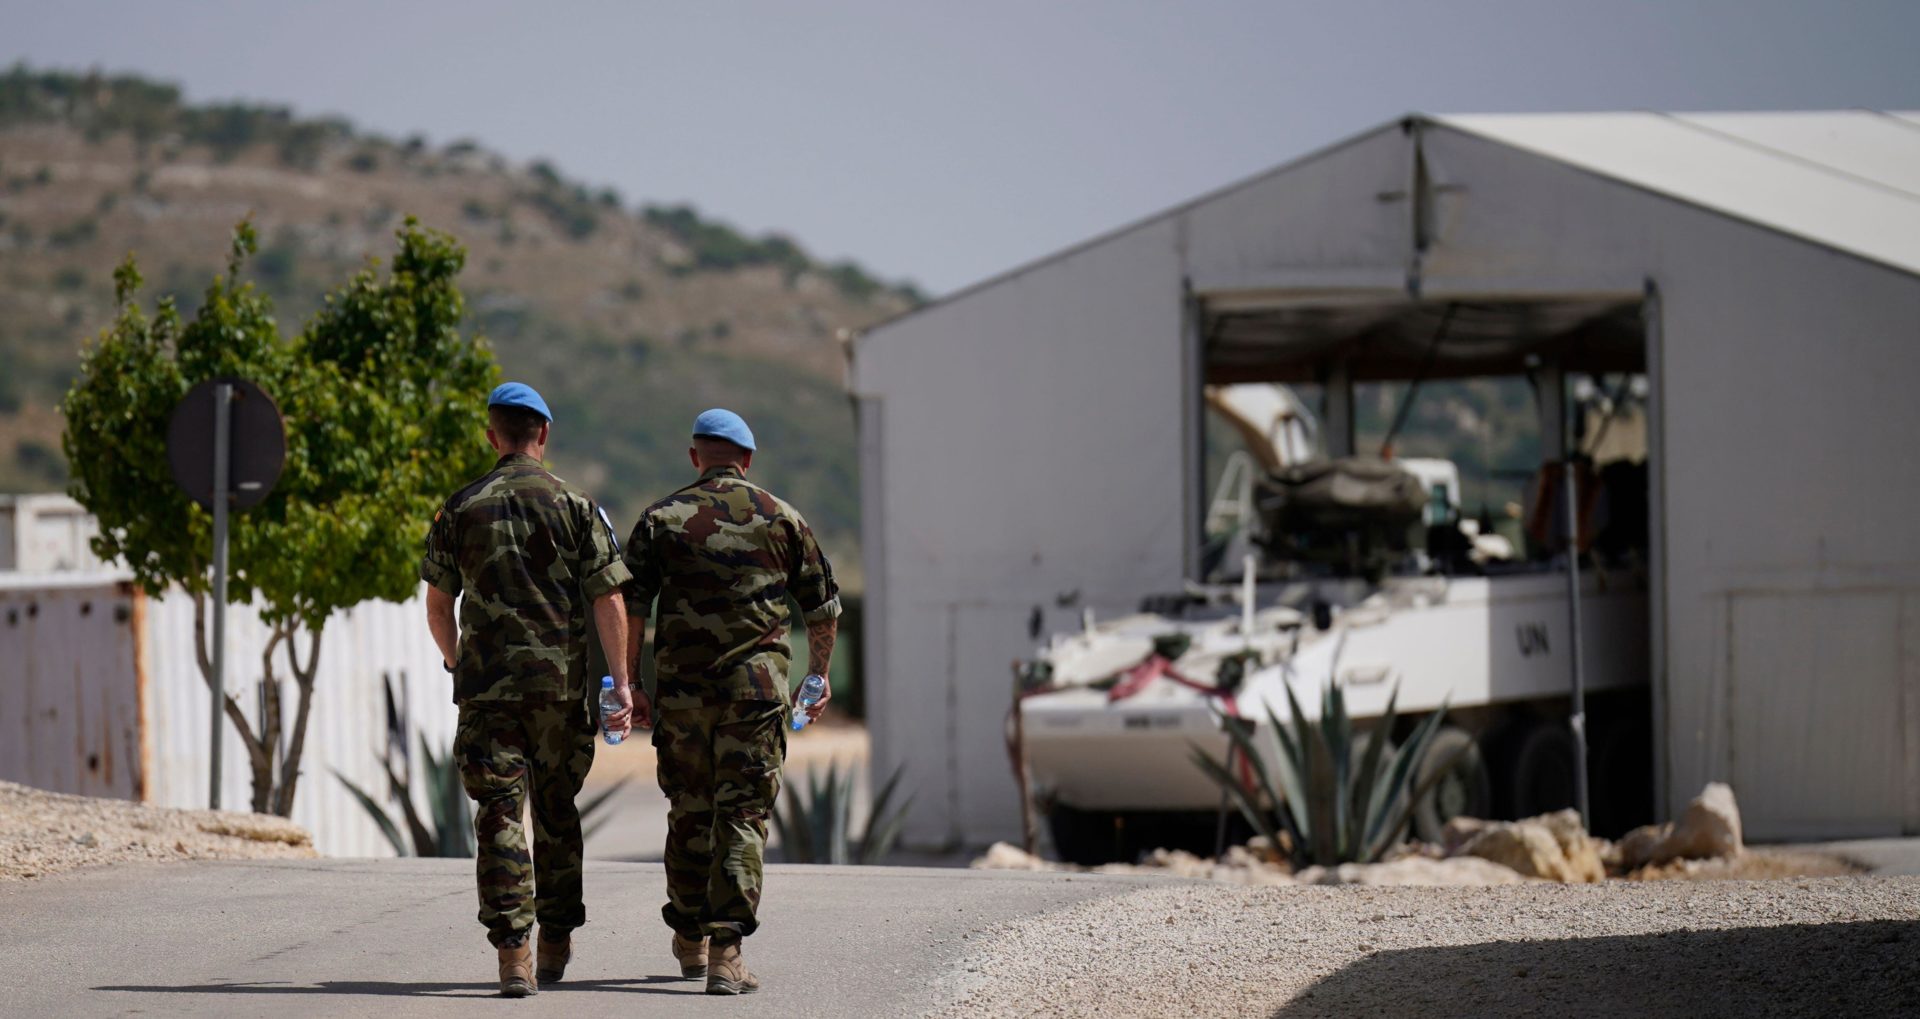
[692,435,749,464]
[489,405,547,447]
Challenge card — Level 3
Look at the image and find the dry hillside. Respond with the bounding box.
[0,67,922,565]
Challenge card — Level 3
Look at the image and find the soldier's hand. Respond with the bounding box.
[631,687,654,731]
[603,682,634,739]
[795,675,831,723]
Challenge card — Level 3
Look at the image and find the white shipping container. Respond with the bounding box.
[0,495,109,573]
[0,574,146,800]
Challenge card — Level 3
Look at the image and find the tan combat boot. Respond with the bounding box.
[705,936,760,995]
[672,932,709,979]
[536,928,571,985]
[498,939,538,997]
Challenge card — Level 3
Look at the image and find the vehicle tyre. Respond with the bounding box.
[1587,708,1655,838]
[1046,804,1121,866]
[1412,725,1492,843]
[1506,719,1580,819]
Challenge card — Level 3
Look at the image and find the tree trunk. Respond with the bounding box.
[253,630,286,814]
[192,590,274,813]
[271,623,325,817]
[193,595,330,819]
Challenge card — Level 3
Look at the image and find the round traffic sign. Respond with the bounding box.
[167,377,287,511]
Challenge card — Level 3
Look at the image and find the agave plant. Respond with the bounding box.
[771,760,912,865]
[335,734,476,858]
[336,736,634,858]
[1192,680,1457,866]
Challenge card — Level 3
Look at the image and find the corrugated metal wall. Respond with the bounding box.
[143,584,459,856]
[0,572,459,857]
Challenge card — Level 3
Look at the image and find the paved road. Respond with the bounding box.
[1805,838,1920,876]
[0,859,1173,1017]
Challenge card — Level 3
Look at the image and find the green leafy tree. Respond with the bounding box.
[62,217,498,816]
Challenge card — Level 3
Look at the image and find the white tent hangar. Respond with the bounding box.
[849,110,1920,850]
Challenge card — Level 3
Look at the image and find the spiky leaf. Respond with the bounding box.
[1349,686,1399,854]
[380,759,437,856]
[1363,698,1450,853]
[1191,745,1280,848]
[333,769,410,857]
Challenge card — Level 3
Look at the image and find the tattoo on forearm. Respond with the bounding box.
[807,617,837,676]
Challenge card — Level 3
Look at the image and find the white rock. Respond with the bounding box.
[1609,822,1672,871]
[971,841,1060,871]
[1295,855,1532,886]
[1456,821,1577,881]
[1449,810,1605,883]
[1608,783,1745,872]
[1534,808,1607,883]
[1666,782,1743,861]
[1440,815,1491,856]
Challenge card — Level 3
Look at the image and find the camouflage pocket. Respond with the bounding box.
[454,705,529,800]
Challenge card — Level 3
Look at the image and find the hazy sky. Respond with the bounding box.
[8,1,1918,294]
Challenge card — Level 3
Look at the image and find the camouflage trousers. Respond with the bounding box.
[653,700,787,939]
[454,697,595,948]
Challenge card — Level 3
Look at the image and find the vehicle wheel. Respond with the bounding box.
[1046,804,1122,866]
[1587,709,1655,838]
[1506,720,1580,819]
[1412,725,1492,843]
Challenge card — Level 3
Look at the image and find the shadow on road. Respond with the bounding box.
[1274,920,1920,1018]
[95,976,693,998]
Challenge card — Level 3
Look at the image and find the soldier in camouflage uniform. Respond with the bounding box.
[623,408,840,996]
[422,382,635,998]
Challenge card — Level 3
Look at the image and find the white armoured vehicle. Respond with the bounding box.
[1018,383,1654,864]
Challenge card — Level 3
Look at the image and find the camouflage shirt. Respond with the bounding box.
[421,452,631,704]
[624,464,841,710]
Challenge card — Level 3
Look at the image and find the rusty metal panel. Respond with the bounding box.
[0,572,462,856]
[0,574,144,801]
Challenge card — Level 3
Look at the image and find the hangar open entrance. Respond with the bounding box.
[1191,289,1659,838]
[1023,287,1664,866]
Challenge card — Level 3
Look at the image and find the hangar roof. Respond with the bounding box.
[1437,111,1920,277]
[1208,110,1920,383]
[865,110,1920,382]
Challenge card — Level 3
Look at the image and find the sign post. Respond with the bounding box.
[209,383,232,809]
[1564,460,1590,830]
[167,377,286,811]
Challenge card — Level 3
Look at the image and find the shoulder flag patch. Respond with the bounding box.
[597,505,621,554]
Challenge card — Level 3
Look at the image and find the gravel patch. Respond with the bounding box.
[1625,848,1862,882]
[931,876,1920,1017]
[978,841,1861,887]
[0,780,315,881]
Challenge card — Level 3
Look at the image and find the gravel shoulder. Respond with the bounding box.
[932,876,1920,1018]
[0,779,315,880]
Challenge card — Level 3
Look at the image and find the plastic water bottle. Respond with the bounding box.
[791,674,827,732]
[599,676,625,746]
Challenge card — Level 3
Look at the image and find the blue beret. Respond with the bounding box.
[692,408,755,451]
[488,382,552,422]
